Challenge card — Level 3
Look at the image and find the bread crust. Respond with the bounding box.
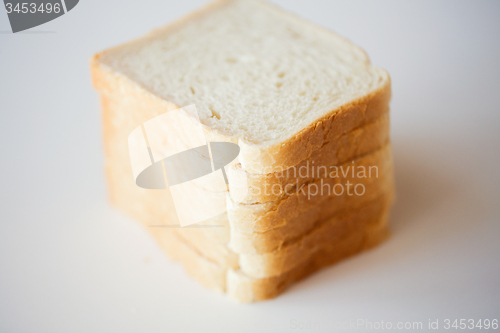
[237,77,391,173]
[227,222,390,302]
[237,193,393,278]
[228,114,390,204]
[227,144,394,234]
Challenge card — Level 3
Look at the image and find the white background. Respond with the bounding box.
[1,1,499,332]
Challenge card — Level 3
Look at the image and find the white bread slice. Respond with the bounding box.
[229,177,393,254]
[91,0,391,174]
[227,144,394,234]
[236,193,393,278]
[228,114,390,204]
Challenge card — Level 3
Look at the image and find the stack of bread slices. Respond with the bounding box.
[91,0,395,302]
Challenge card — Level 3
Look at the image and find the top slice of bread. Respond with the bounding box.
[92,0,390,173]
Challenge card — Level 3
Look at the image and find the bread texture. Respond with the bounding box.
[92,0,391,174]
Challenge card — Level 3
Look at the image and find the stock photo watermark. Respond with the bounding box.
[3,0,79,33]
[289,318,499,330]
[128,105,383,227]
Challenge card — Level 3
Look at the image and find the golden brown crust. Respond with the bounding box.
[229,180,394,255]
[228,115,390,204]
[227,144,395,234]
[237,194,393,278]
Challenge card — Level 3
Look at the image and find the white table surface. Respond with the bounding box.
[1,1,499,332]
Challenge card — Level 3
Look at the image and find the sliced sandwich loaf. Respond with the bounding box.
[92,0,394,302]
